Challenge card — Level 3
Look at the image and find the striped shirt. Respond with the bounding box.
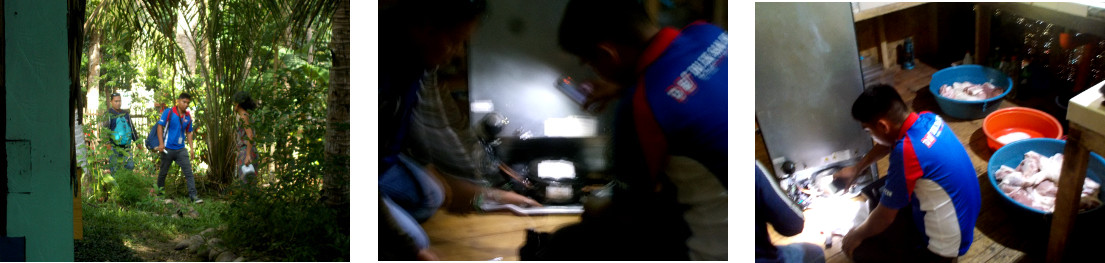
[882,112,981,257]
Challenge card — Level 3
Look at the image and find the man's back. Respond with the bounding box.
[640,22,728,182]
[883,112,981,257]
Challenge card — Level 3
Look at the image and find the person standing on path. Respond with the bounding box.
[155,92,201,203]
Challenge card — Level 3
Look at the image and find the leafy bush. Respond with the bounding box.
[220,43,347,261]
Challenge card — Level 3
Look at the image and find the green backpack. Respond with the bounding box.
[112,114,132,145]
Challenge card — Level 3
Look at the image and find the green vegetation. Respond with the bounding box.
[75,199,228,261]
[76,0,348,261]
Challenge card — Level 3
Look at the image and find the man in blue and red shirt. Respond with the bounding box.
[835,84,981,262]
[155,92,200,203]
[520,0,727,260]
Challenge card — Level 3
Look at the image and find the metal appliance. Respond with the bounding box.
[756,2,882,245]
[755,2,879,184]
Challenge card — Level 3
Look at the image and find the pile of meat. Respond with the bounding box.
[938,81,1004,101]
[995,151,1103,213]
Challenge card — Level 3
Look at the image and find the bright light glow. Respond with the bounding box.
[537,160,576,180]
[805,196,868,235]
[471,100,495,113]
[543,116,597,137]
[1089,2,1105,9]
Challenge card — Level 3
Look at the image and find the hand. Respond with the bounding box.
[107,144,113,151]
[416,248,439,261]
[156,145,165,152]
[497,190,542,207]
[834,165,860,188]
[842,232,862,259]
[581,80,621,113]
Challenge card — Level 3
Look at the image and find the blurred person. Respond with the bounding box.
[103,92,141,174]
[834,84,979,262]
[155,92,201,203]
[378,0,540,260]
[756,162,826,263]
[520,0,729,260]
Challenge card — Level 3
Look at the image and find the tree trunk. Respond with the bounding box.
[323,0,349,233]
[86,29,100,116]
[306,27,314,63]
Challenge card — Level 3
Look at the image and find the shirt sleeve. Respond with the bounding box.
[157,109,169,127]
[880,143,912,209]
[405,70,497,185]
[186,115,193,133]
[756,163,805,236]
[105,111,116,130]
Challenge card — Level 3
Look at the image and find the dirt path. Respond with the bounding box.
[130,235,197,262]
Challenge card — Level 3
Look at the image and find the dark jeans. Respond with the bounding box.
[852,188,957,263]
[157,148,197,200]
[108,145,135,174]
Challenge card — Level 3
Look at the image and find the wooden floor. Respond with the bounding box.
[421,211,581,260]
[767,61,1096,263]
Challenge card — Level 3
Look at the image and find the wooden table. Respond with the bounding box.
[1047,81,1105,262]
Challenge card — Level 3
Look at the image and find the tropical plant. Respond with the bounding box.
[80,0,347,260]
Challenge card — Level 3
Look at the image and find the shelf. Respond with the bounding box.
[980,2,1105,37]
[853,2,927,22]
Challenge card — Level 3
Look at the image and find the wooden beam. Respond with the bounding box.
[1047,124,1092,262]
[975,4,993,65]
[854,2,926,22]
[877,16,893,70]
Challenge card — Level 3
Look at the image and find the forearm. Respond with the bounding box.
[857,144,891,169]
[157,126,165,147]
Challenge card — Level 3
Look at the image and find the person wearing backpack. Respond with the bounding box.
[145,103,168,152]
[103,92,141,174]
[155,92,201,204]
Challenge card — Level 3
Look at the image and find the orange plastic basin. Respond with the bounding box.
[983,107,1063,151]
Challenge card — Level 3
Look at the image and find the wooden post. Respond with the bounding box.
[1046,123,1105,262]
[877,16,892,70]
[73,197,81,240]
[975,4,992,65]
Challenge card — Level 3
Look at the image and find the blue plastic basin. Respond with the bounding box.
[929,65,1013,120]
[987,138,1105,215]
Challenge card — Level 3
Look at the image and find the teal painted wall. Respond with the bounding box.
[5,0,74,261]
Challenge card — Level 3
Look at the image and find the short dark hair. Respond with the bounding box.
[558,0,654,59]
[111,92,121,99]
[179,92,192,100]
[233,91,257,111]
[851,84,909,124]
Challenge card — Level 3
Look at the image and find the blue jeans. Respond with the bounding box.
[382,195,430,249]
[378,154,443,223]
[776,243,825,263]
[108,145,135,174]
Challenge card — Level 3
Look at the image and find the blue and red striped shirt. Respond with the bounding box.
[881,112,981,257]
